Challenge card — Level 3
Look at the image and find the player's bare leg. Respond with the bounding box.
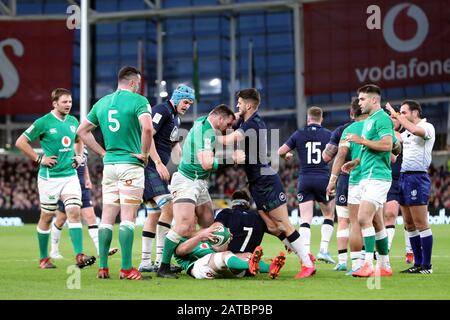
[117,186,143,280]
[50,211,67,259]
[298,200,314,254]
[63,194,96,269]
[158,201,196,278]
[317,199,336,264]
[347,203,363,275]
[334,207,349,271]
[97,203,120,279]
[37,210,57,269]
[139,200,160,272]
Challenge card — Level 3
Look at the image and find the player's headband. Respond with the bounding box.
[231,199,250,209]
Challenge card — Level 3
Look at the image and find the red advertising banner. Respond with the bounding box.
[303,0,450,95]
[0,21,74,115]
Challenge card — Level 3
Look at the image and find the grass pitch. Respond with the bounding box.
[1,224,449,300]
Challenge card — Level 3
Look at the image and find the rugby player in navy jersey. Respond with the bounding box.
[138,85,195,273]
[217,88,315,279]
[215,190,272,254]
[278,107,336,265]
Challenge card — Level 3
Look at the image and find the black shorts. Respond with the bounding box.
[336,173,349,206]
[249,174,287,212]
[386,179,400,203]
[143,164,170,202]
[297,174,330,204]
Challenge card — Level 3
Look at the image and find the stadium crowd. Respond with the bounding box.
[1,154,449,212]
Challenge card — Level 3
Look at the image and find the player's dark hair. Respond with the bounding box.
[350,97,362,118]
[357,84,381,96]
[307,106,322,121]
[51,88,71,102]
[401,99,422,118]
[210,104,235,119]
[236,88,260,109]
[232,190,250,202]
[118,66,141,82]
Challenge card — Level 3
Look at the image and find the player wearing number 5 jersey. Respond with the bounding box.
[77,66,153,280]
[278,107,335,265]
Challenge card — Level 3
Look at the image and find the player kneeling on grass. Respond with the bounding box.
[174,225,286,279]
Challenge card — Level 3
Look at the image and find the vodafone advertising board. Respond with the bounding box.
[303,0,450,95]
[0,21,74,115]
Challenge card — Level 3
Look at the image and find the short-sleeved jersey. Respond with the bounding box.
[23,112,79,179]
[400,119,435,172]
[178,115,217,180]
[359,109,394,181]
[86,89,151,167]
[174,237,214,271]
[285,124,331,176]
[151,101,180,165]
[235,112,276,182]
[215,207,268,253]
[341,120,365,185]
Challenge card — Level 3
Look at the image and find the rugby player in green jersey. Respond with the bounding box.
[343,84,401,277]
[157,104,245,278]
[15,88,96,269]
[77,66,153,280]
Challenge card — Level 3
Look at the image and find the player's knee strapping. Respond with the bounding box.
[336,206,349,219]
[337,228,350,238]
[145,201,161,214]
[64,197,82,209]
[40,202,58,214]
[155,194,173,209]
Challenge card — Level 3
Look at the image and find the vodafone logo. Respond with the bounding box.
[383,3,428,53]
[61,136,71,147]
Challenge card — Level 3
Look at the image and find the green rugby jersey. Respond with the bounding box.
[23,112,79,179]
[87,90,151,166]
[341,120,365,185]
[359,109,394,181]
[178,115,217,180]
[174,237,214,272]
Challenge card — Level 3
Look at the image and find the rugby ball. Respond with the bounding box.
[210,225,232,251]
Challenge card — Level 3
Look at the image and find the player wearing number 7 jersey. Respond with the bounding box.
[278,106,335,265]
[77,66,154,280]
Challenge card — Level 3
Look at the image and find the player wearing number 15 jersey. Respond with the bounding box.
[278,107,335,264]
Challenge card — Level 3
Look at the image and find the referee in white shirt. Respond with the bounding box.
[386,100,435,274]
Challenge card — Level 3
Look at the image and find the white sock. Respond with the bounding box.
[404,229,412,252]
[141,231,155,265]
[282,238,297,254]
[155,221,170,264]
[299,225,311,253]
[288,231,313,268]
[50,223,62,253]
[350,251,361,270]
[320,219,334,252]
[88,224,99,255]
[338,250,348,264]
[386,226,395,251]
